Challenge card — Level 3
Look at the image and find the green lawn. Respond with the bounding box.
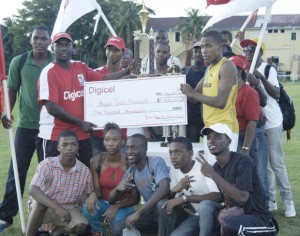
[0,82,299,235]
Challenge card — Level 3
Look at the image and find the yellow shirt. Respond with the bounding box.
[202,58,239,134]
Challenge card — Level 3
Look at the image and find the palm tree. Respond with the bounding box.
[109,0,154,50]
[179,9,208,42]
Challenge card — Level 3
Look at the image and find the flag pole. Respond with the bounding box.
[0,31,26,233]
[95,5,117,36]
[230,10,257,48]
[249,4,273,73]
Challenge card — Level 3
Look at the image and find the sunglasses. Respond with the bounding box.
[243,46,256,53]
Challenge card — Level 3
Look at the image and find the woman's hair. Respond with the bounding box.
[103,122,123,139]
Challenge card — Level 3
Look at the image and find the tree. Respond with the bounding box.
[1,19,14,72]
[3,0,153,68]
[178,9,208,42]
[108,0,155,51]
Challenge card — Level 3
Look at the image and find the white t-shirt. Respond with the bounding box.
[169,160,219,216]
[258,62,283,130]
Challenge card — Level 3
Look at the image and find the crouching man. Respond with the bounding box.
[26,130,93,236]
[197,123,278,235]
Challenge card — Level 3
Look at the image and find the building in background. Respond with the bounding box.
[146,14,300,79]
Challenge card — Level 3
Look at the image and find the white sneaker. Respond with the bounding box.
[284,200,296,217]
[268,200,277,211]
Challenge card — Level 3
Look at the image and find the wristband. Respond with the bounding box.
[242,146,250,150]
[182,195,187,202]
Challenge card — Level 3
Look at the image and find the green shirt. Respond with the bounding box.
[7,50,54,129]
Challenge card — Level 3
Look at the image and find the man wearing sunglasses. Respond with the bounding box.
[240,38,296,218]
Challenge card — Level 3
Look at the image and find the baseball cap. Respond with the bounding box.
[240,38,265,53]
[201,123,233,141]
[193,41,201,48]
[104,36,125,49]
[229,55,250,71]
[52,32,73,44]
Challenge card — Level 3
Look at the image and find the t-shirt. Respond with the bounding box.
[38,60,104,141]
[7,50,54,129]
[258,62,282,130]
[213,152,269,215]
[30,156,93,210]
[202,57,239,134]
[170,160,219,216]
[236,83,260,132]
[122,156,170,202]
[184,65,206,128]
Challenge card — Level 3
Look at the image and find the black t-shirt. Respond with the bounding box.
[184,65,206,128]
[213,152,270,216]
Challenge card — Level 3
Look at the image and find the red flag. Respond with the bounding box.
[0,29,6,115]
[251,9,259,23]
[206,0,231,7]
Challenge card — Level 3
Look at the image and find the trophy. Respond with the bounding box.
[161,126,171,147]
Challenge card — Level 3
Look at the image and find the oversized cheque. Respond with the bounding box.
[84,75,187,129]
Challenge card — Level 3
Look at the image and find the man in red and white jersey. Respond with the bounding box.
[36,32,133,167]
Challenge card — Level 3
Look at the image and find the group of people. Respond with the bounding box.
[0,24,295,236]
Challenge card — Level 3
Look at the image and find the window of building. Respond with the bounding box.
[291,32,296,40]
[281,29,285,33]
[268,29,273,33]
[274,29,278,33]
[175,32,181,42]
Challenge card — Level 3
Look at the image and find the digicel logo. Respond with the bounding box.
[89,85,115,95]
[64,90,84,101]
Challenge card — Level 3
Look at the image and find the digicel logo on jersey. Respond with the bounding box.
[64,90,84,101]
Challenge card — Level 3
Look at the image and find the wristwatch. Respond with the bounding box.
[182,195,187,202]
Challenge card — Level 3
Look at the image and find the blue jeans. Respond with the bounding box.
[266,125,293,202]
[255,127,269,202]
[82,200,134,233]
[0,128,40,224]
[198,200,223,236]
[112,199,175,236]
[238,127,269,204]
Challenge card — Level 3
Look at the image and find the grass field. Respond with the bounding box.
[0,82,299,235]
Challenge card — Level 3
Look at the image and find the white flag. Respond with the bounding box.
[202,0,277,32]
[51,0,116,39]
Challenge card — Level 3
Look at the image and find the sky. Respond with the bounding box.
[0,0,299,22]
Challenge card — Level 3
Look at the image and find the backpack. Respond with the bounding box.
[16,52,28,95]
[264,64,296,139]
[129,156,157,192]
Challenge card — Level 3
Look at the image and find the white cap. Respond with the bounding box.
[201,123,233,141]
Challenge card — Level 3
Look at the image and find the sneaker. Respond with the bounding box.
[268,200,277,211]
[0,220,11,233]
[284,200,296,217]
